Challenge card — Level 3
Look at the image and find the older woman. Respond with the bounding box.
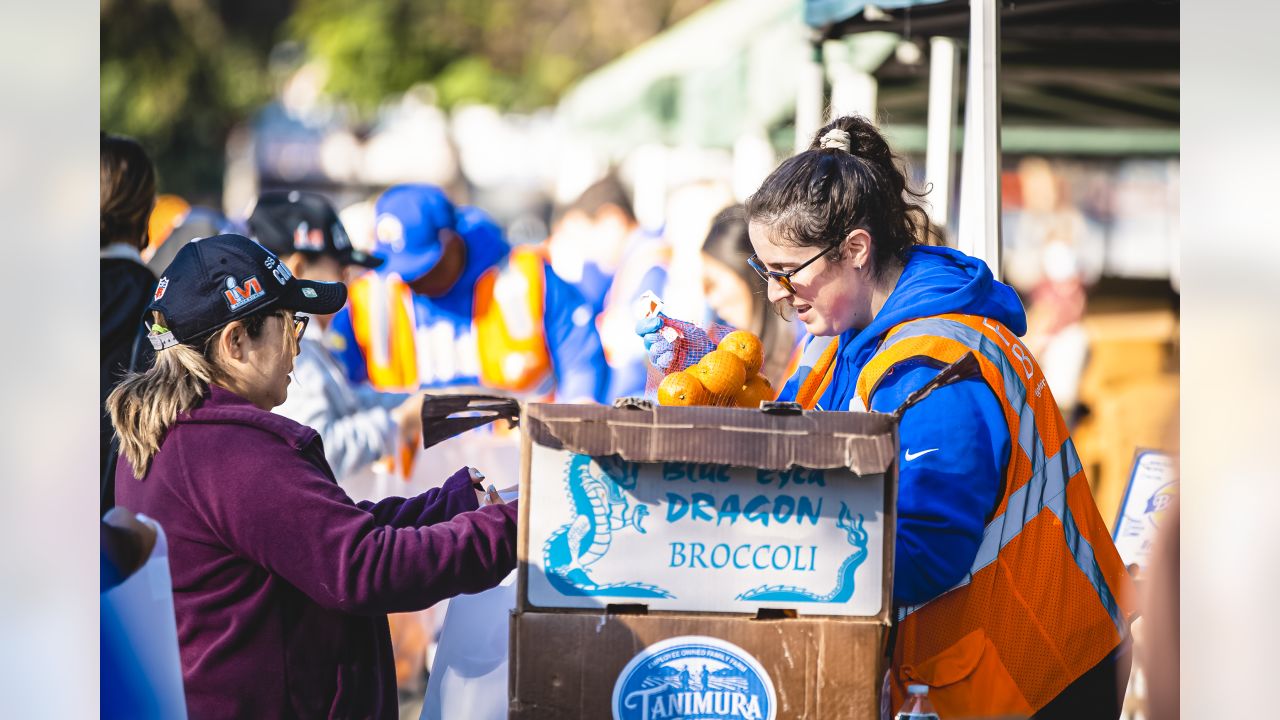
[107,233,517,719]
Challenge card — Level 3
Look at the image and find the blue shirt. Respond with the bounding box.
[331,207,609,402]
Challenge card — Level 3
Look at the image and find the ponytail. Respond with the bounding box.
[106,342,214,476]
[745,114,942,279]
[106,308,290,476]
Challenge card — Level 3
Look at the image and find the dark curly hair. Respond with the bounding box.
[745,115,940,280]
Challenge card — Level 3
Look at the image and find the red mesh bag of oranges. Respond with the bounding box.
[638,296,777,408]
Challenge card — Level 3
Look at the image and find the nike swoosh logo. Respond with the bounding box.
[904,448,939,461]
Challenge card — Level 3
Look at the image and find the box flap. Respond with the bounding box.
[525,404,897,476]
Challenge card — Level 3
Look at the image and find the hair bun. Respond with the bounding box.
[819,128,852,152]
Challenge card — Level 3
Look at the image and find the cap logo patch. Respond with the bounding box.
[306,228,325,250]
[294,221,325,251]
[224,275,266,312]
[302,287,318,298]
[376,213,405,253]
[272,261,293,286]
[154,277,169,301]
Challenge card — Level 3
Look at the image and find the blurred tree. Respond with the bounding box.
[290,0,713,115]
[101,0,293,201]
[102,0,712,198]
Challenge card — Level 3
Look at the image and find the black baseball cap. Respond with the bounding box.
[147,233,347,350]
[248,190,383,269]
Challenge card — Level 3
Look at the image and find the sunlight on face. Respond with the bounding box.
[221,313,297,410]
[746,221,873,336]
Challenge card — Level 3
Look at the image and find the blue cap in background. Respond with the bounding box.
[373,184,458,282]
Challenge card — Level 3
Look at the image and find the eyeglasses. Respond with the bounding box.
[747,239,841,294]
[292,314,310,340]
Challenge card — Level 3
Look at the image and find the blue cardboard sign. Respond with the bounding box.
[526,445,886,615]
[611,636,776,720]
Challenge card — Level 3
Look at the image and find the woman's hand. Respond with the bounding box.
[464,467,505,506]
[635,314,713,373]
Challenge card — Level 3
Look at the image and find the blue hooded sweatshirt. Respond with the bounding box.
[776,245,1027,606]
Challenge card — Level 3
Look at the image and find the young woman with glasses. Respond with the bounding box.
[648,115,1134,719]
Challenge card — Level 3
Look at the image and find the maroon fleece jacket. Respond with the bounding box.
[114,384,518,719]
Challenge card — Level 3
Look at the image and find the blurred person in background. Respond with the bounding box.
[1002,157,1105,294]
[143,194,190,264]
[248,190,425,485]
[697,204,799,387]
[101,507,173,717]
[146,206,237,275]
[550,176,672,400]
[1024,239,1090,425]
[1142,498,1178,720]
[636,203,801,390]
[545,175,640,317]
[101,132,158,515]
[332,184,608,403]
[107,234,517,718]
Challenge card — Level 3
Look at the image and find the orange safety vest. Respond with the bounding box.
[347,271,419,393]
[792,335,840,410]
[472,246,554,394]
[798,313,1133,717]
[347,246,554,396]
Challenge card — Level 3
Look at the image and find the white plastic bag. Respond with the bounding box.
[420,571,516,720]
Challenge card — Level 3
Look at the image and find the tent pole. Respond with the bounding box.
[795,39,826,153]
[956,0,1003,280]
[925,35,961,237]
[826,39,878,122]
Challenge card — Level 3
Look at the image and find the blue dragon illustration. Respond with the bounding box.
[543,455,673,598]
[736,502,868,603]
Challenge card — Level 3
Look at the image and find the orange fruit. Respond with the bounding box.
[718,330,764,377]
[691,350,747,402]
[657,370,709,406]
[735,374,776,409]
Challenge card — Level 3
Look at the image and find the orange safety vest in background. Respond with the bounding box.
[472,246,553,393]
[347,246,554,396]
[347,271,418,392]
[849,313,1134,718]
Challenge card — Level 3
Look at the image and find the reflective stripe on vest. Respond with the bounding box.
[348,272,419,392]
[472,246,554,394]
[857,313,1133,717]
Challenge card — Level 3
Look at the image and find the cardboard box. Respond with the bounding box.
[512,403,898,720]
